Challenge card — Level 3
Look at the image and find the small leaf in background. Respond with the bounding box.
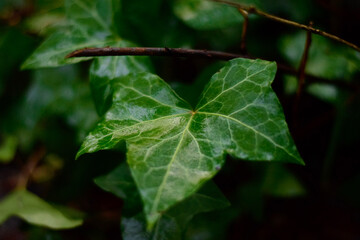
[90,40,154,115]
[0,135,18,163]
[0,189,83,229]
[4,65,98,148]
[262,164,306,197]
[94,162,142,216]
[173,0,243,30]
[22,0,121,69]
[118,0,193,48]
[78,58,303,228]
[280,32,360,80]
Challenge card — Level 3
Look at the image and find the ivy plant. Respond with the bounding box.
[0,0,310,238]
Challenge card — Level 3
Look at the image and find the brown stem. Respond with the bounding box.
[17,146,46,189]
[297,24,313,97]
[238,9,249,53]
[212,0,360,52]
[293,24,313,127]
[66,47,246,60]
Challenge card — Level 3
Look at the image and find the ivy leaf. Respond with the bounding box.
[0,189,83,229]
[22,0,120,69]
[121,181,229,240]
[77,58,303,228]
[90,41,153,115]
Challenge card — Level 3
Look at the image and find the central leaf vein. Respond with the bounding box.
[151,114,194,213]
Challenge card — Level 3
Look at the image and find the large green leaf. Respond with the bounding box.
[22,0,120,69]
[0,189,83,229]
[90,40,153,115]
[77,58,303,227]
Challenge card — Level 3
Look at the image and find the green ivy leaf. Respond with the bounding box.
[121,181,229,240]
[77,58,303,228]
[0,189,83,229]
[90,41,153,115]
[22,0,120,69]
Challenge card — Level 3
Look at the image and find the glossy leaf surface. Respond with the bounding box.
[78,58,303,227]
[22,0,119,69]
[0,189,83,229]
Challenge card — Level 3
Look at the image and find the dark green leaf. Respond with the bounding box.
[97,161,229,239]
[5,65,97,146]
[78,58,303,227]
[90,41,153,115]
[95,162,142,216]
[121,181,229,240]
[22,0,120,69]
[0,189,83,229]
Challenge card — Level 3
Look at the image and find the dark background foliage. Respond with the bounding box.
[1,0,360,239]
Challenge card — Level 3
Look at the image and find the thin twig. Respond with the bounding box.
[238,9,249,53]
[212,0,360,52]
[67,47,359,91]
[293,24,313,127]
[297,23,313,97]
[66,47,246,60]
